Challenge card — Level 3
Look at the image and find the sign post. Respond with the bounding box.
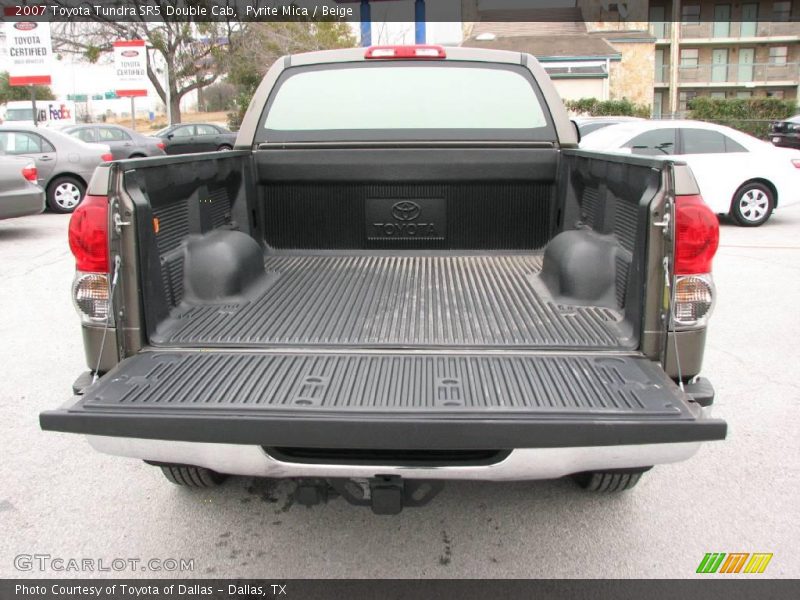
[113,40,148,130]
[4,20,53,126]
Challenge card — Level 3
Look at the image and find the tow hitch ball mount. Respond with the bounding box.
[294,476,443,515]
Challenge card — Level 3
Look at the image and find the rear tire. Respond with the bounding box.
[217,144,232,151]
[160,465,227,488]
[572,468,649,492]
[47,176,85,213]
[730,182,774,227]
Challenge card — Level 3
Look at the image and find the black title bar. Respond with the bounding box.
[2,0,797,23]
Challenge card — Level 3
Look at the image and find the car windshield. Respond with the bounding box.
[5,108,34,121]
[153,126,172,137]
[579,124,642,149]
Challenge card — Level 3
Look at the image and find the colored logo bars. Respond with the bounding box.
[697,552,773,574]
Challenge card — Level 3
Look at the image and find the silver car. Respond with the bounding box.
[0,125,111,213]
[0,153,45,220]
[63,124,167,160]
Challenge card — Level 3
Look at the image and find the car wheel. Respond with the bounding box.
[571,468,650,492]
[128,153,145,159]
[730,182,774,227]
[47,176,86,213]
[160,465,227,488]
[218,144,232,151]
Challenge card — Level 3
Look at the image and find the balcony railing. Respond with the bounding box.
[679,21,800,40]
[649,22,672,39]
[677,62,800,84]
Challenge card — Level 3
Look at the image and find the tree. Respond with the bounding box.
[201,81,237,112]
[0,71,56,104]
[51,3,246,123]
[688,96,799,139]
[564,97,651,118]
[225,21,355,128]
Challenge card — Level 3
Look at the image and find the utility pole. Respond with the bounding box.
[130,96,136,130]
[30,85,38,127]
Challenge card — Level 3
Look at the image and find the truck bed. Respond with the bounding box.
[151,252,629,350]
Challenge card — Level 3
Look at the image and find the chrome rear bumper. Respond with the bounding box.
[87,435,702,481]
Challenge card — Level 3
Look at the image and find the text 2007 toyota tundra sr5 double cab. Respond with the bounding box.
[42,46,726,514]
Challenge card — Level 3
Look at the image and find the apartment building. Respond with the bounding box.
[650,0,800,116]
[462,5,656,105]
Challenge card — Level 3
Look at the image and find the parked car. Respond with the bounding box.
[581,119,800,226]
[0,125,112,213]
[770,114,800,150]
[0,153,45,220]
[154,123,237,154]
[573,116,645,138]
[63,124,166,160]
[42,46,726,513]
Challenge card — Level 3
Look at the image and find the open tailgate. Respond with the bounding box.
[41,350,726,449]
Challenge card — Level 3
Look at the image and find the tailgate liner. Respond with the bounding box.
[41,350,726,449]
[151,254,628,349]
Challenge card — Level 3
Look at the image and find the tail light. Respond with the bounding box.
[791,159,800,169]
[68,194,111,324]
[672,194,719,328]
[675,194,719,275]
[365,45,446,59]
[156,142,166,150]
[21,163,37,182]
[100,153,114,162]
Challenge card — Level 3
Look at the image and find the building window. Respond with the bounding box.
[653,91,664,118]
[736,91,753,99]
[773,1,791,21]
[681,4,701,24]
[681,49,699,67]
[649,5,669,38]
[769,46,788,65]
[710,92,727,99]
[766,90,786,99]
[679,91,698,112]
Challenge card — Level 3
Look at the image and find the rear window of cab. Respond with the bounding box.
[258,62,556,143]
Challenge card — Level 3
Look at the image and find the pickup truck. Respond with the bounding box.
[41,46,726,514]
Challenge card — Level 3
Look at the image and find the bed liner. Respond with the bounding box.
[151,253,631,349]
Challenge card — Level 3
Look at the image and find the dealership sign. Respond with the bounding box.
[4,21,53,86]
[113,40,148,97]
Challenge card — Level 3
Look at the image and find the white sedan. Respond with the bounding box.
[580,120,800,226]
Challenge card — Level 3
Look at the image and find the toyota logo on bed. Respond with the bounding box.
[392,201,421,221]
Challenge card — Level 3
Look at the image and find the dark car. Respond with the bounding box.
[154,123,237,155]
[770,115,800,150]
[63,124,167,160]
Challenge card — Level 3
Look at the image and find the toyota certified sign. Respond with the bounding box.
[113,40,148,97]
[4,21,53,86]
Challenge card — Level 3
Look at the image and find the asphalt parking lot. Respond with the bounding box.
[1,207,799,579]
